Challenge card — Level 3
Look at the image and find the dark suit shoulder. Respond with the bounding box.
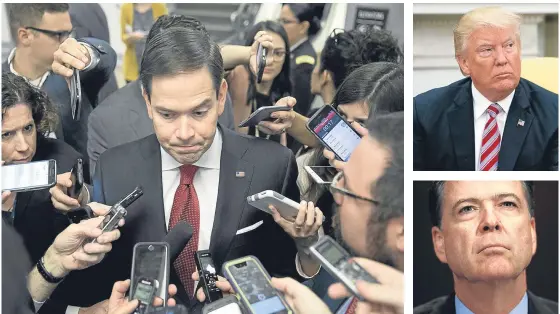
[519,78,558,112]
[414,77,471,107]
[414,296,450,314]
[34,137,81,172]
[528,291,558,313]
[231,129,293,159]
[98,133,153,163]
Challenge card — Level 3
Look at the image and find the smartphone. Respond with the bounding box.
[150,305,189,314]
[309,236,378,301]
[68,158,84,199]
[2,159,57,192]
[256,43,267,83]
[90,187,143,244]
[202,295,243,314]
[247,190,299,222]
[304,166,337,185]
[195,250,223,303]
[70,69,82,121]
[222,255,292,314]
[130,243,170,305]
[238,106,291,128]
[132,277,157,314]
[306,105,362,161]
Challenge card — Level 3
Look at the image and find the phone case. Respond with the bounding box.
[247,190,299,221]
[304,166,335,185]
[222,255,292,314]
[130,242,170,302]
[238,106,291,128]
[256,44,267,83]
[305,105,361,161]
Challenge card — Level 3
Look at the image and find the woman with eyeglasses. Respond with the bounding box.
[299,62,404,237]
[278,4,326,118]
[227,21,293,144]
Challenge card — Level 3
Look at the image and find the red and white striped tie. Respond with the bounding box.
[479,103,502,171]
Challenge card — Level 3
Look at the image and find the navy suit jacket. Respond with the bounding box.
[414,78,558,171]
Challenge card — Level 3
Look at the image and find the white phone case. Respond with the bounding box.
[247,190,300,221]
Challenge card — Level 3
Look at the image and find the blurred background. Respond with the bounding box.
[1,2,404,111]
[413,3,558,96]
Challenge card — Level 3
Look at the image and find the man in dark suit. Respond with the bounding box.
[414,181,557,314]
[69,3,118,102]
[413,7,558,171]
[46,24,322,313]
[4,3,117,177]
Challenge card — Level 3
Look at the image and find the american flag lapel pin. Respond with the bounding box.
[236,171,245,178]
[517,119,525,127]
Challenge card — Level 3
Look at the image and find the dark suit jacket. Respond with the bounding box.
[414,78,558,171]
[290,39,316,117]
[2,221,35,314]
[47,125,301,312]
[414,291,558,314]
[6,136,81,266]
[69,3,118,102]
[2,38,116,179]
[87,80,236,177]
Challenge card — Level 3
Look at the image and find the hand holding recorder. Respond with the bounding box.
[106,280,178,314]
[50,159,89,212]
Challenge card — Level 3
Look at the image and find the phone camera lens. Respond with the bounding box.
[148,245,154,251]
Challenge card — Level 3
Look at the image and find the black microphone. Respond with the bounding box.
[164,221,193,263]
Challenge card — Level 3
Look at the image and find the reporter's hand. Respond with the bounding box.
[271,201,323,239]
[52,38,91,78]
[323,121,369,171]
[327,258,404,314]
[249,31,274,76]
[192,271,234,302]
[257,96,297,135]
[45,215,125,276]
[106,280,178,314]
[271,277,331,314]
[50,172,84,212]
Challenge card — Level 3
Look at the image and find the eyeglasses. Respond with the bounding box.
[329,171,378,205]
[26,27,74,42]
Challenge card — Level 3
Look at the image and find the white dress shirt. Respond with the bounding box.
[472,83,515,170]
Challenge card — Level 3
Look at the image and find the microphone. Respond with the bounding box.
[164,221,193,263]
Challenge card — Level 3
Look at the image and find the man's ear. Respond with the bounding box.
[456,53,470,77]
[217,79,227,116]
[396,217,404,254]
[432,226,448,264]
[300,21,310,36]
[17,27,33,46]
[141,85,153,120]
[530,217,537,257]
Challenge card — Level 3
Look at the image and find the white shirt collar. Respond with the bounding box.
[472,82,515,119]
[160,129,222,171]
[290,36,309,52]
[8,48,50,88]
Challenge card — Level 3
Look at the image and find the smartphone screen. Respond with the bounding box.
[200,254,217,275]
[133,279,155,305]
[229,260,288,314]
[310,107,361,161]
[131,244,168,301]
[2,160,53,191]
[316,239,347,268]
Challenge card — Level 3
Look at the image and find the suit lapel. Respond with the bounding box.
[448,83,476,170]
[128,81,152,140]
[138,135,167,239]
[498,84,533,171]
[439,294,456,314]
[209,126,254,266]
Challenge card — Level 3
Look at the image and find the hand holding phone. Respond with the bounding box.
[68,158,84,199]
[306,105,362,162]
[256,43,267,83]
[195,250,223,303]
[238,106,291,128]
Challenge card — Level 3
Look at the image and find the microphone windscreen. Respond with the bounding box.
[164,221,193,263]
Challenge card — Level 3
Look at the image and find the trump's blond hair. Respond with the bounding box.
[454,6,521,57]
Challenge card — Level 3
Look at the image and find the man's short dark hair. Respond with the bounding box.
[146,14,208,44]
[429,181,535,227]
[2,72,58,137]
[7,4,69,42]
[140,27,224,100]
[365,112,404,259]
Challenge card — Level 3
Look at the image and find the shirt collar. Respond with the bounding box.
[472,82,515,120]
[455,292,528,314]
[160,129,222,171]
[8,48,50,88]
[290,36,309,52]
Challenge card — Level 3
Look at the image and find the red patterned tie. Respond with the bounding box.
[479,103,501,171]
[345,297,358,314]
[169,165,199,296]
